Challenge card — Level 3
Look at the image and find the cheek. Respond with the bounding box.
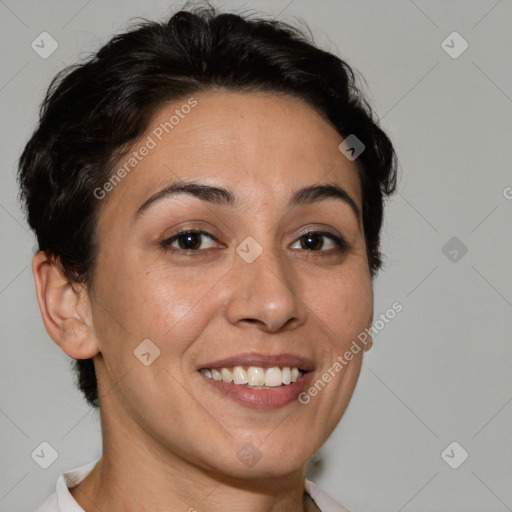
[93,255,229,355]
[136,264,228,333]
[305,268,373,349]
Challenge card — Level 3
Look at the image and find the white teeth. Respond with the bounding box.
[221,368,233,383]
[233,366,248,385]
[264,367,283,387]
[247,366,265,386]
[200,366,304,387]
[211,369,222,381]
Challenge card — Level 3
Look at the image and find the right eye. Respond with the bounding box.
[161,230,220,254]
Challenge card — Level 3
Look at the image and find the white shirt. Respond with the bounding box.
[34,458,351,512]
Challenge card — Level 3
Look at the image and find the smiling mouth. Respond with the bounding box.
[199,366,308,388]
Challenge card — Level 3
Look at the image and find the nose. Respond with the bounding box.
[224,241,308,333]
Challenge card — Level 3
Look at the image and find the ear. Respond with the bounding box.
[362,310,373,352]
[32,251,100,359]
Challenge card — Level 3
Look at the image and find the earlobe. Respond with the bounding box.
[363,311,374,352]
[363,335,373,351]
[32,251,100,359]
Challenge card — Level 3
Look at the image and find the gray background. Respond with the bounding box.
[1,0,511,511]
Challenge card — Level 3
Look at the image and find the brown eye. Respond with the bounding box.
[162,230,218,252]
[291,231,348,252]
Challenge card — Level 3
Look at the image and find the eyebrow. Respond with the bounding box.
[134,180,361,220]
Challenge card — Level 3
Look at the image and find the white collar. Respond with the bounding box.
[56,457,100,511]
[37,458,350,512]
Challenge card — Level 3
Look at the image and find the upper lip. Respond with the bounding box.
[197,352,315,372]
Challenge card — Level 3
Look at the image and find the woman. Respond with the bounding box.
[19,4,397,511]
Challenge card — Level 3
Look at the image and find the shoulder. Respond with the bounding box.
[305,480,352,512]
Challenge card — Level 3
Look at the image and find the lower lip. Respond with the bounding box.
[199,372,314,410]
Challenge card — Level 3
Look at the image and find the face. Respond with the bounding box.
[89,90,373,478]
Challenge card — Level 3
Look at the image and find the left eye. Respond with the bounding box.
[290,231,346,252]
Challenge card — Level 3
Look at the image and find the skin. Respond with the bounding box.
[33,90,374,512]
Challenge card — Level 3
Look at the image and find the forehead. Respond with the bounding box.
[100,90,362,219]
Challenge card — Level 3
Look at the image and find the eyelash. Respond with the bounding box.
[160,229,349,256]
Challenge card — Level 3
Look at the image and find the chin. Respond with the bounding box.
[232,437,318,479]
[186,436,314,481]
